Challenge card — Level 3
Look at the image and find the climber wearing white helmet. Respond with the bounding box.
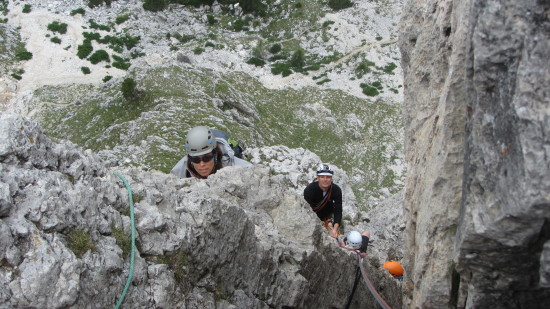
[171,126,251,179]
[303,163,343,238]
[343,230,371,253]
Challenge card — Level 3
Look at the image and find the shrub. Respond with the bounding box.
[328,0,353,11]
[252,40,264,58]
[50,37,62,44]
[15,48,33,61]
[121,34,140,50]
[381,62,397,74]
[143,0,167,12]
[360,83,379,97]
[207,14,217,25]
[22,4,31,13]
[271,62,292,76]
[290,48,305,69]
[11,73,22,80]
[83,31,101,41]
[205,41,215,48]
[81,66,91,74]
[176,34,194,43]
[88,49,110,64]
[121,77,137,100]
[112,55,131,70]
[316,78,331,85]
[70,8,86,16]
[115,14,130,25]
[47,21,68,34]
[131,51,145,59]
[372,81,383,89]
[103,75,113,82]
[322,20,335,28]
[268,54,287,61]
[88,19,110,32]
[233,19,246,32]
[67,230,95,257]
[246,57,265,67]
[193,47,204,55]
[88,0,105,8]
[355,60,375,77]
[239,0,267,16]
[77,39,93,59]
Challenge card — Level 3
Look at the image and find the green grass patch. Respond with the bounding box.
[37,61,402,206]
[67,230,95,258]
[112,228,131,257]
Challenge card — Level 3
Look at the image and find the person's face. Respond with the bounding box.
[318,175,333,191]
[189,152,216,177]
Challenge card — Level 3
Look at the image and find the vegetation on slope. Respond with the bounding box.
[3,0,404,207]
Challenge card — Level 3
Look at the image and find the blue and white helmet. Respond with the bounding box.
[316,163,334,176]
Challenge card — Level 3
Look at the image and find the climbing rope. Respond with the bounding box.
[338,240,393,309]
[356,254,392,309]
[113,172,136,309]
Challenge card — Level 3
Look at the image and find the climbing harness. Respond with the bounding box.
[312,184,332,213]
[338,241,393,309]
[113,172,136,309]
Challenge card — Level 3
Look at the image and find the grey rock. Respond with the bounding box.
[177,53,192,64]
[399,0,550,307]
[0,114,402,308]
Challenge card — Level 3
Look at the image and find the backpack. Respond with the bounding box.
[211,129,245,159]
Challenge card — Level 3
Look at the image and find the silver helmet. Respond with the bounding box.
[185,126,217,156]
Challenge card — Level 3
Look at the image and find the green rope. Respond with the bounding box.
[113,172,136,309]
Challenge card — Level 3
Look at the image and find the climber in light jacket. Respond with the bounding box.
[171,126,251,179]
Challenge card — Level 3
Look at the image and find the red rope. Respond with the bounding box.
[338,240,393,309]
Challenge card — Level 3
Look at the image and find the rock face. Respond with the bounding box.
[399,0,550,308]
[0,114,403,308]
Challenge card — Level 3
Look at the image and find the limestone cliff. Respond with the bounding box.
[0,114,404,308]
[399,0,550,308]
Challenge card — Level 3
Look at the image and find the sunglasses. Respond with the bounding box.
[188,153,215,164]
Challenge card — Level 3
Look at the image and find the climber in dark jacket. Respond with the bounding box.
[303,163,343,238]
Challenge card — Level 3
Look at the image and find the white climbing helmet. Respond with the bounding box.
[185,126,217,156]
[347,231,362,250]
[316,163,334,176]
